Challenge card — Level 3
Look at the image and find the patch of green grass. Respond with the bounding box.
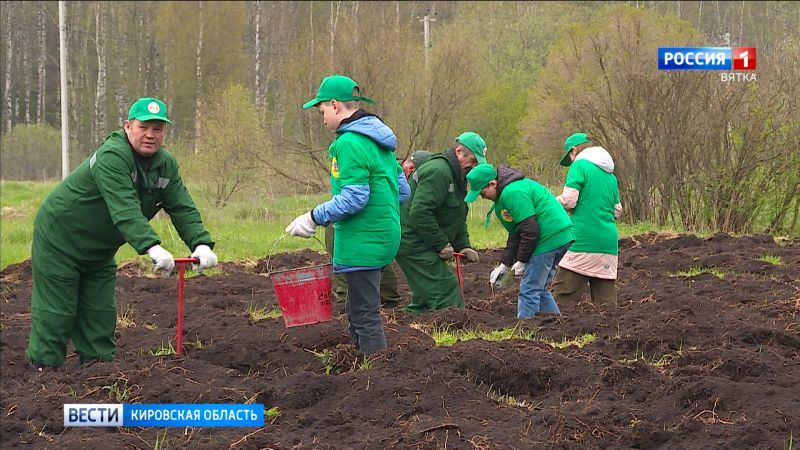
[0,180,331,270]
[265,406,281,424]
[425,324,538,346]
[414,323,597,350]
[486,385,533,409]
[153,429,169,450]
[307,349,336,374]
[546,333,597,349]
[116,305,136,329]
[670,266,726,279]
[246,302,282,322]
[184,266,225,279]
[358,356,372,371]
[103,379,133,402]
[620,344,688,368]
[758,254,783,266]
[148,340,176,356]
[0,180,705,270]
[192,334,204,349]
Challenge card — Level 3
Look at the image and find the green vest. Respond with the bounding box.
[329,132,400,267]
[564,159,620,255]
[494,179,574,255]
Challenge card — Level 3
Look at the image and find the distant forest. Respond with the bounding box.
[1,1,798,234]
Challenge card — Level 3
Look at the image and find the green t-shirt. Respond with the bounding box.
[329,132,400,267]
[494,179,574,255]
[564,159,620,255]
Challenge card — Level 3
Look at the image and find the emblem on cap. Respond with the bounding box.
[147,102,160,114]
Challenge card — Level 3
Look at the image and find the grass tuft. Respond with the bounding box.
[116,305,136,328]
[265,406,281,424]
[148,340,177,356]
[246,302,282,322]
[758,254,783,266]
[671,266,726,279]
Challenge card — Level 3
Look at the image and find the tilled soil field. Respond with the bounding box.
[1,233,799,449]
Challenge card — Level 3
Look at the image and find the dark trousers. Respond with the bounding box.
[326,225,401,308]
[551,267,617,307]
[344,269,387,354]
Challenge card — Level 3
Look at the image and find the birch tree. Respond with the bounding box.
[193,1,204,153]
[94,3,107,144]
[37,1,46,123]
[253,0,262,110]
[4,2,14,133]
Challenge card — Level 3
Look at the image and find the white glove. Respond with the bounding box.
[511,261,527,276]
[438,244,454,261]
[147,245,175,277]
[459,247,480,263]
[489,264,509,284]
[191,244,217,271]
[285,211,317,238]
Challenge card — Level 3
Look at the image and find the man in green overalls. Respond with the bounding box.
[27,97,217,371]
[396,133,486,314]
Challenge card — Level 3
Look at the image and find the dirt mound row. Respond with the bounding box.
[1,233,798,448]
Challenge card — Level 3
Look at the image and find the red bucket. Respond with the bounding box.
[270,264,333,327]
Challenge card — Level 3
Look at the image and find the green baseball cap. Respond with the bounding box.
[127,97,172,123]
[457,132,488,165]
[410,150,433,166]
[303,75,375,109]
[464,163,497,203]
[561,132,591,166]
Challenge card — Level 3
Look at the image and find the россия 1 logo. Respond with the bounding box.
[658,47,757,82]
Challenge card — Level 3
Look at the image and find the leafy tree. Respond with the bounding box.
[195,83,266,208]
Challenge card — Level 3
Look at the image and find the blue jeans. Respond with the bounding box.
[345,269,387,354]
[517,243,571,318]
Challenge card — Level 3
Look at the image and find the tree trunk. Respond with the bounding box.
[4,2,15,133]
[254,0,262,110]
[352,1,358,47]
[309,3,315,63]
[137,6,145,93]
[739,0,745,43]
[37,1,47,123]
[23,32,31,124]
[113,5,127,127]
[194,1,204,154]
[94,2,107,144]
[396,1,401,35]
[329,1,341,71]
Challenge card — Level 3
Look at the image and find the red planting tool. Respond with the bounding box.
[452,252,465,300]
[173,257,199,355]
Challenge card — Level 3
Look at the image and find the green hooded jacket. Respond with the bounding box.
[398,148,471,254]
[34,130,214,261]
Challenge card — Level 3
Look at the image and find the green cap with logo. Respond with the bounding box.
[128,97,172,123]
[561,132,591,166]
[464,163,498,203]
[457,132,488,165]
[303,75,375,109]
